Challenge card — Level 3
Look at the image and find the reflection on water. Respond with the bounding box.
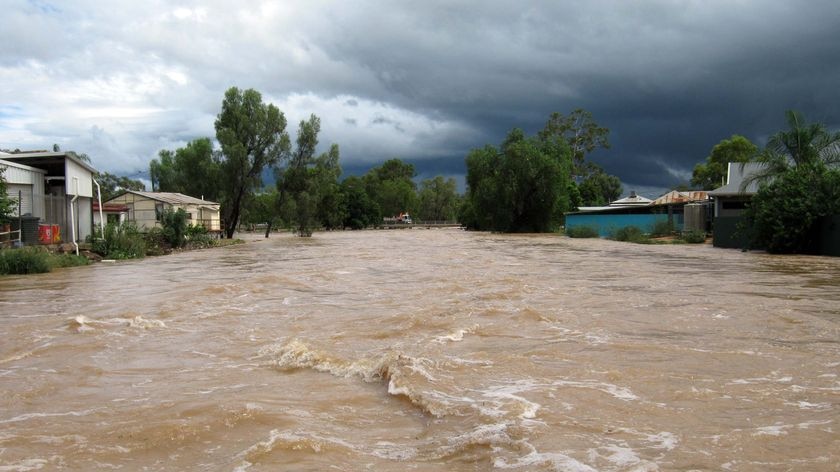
[1,230,838,471]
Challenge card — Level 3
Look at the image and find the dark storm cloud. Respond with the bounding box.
[310,1,840,192]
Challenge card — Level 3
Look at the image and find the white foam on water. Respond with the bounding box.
[753,424,790,436]
[235,429,357,469]
[494,448,597,472]
[553,379,639,401]
[644,431,679,450]
[433,324,479,343]
[787,400,832,411]
[600,444,644,468]
[479,380,542,419]
[69,315,166,332]
[0,458,50,472]
[0,408,102,424]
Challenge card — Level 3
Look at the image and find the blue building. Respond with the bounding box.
[565,190,709,237]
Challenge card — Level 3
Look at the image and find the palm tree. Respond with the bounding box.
[742,110,840,190]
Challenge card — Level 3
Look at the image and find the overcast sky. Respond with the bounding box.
[2,0,839,196]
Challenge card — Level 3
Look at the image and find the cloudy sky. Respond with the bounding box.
[2,0,839,196]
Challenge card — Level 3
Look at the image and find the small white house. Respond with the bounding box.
[105,191,222,233]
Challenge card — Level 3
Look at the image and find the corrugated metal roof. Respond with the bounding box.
[0,151,98,174]
[651,190,709,206]
[122,190,220,206]
[610,192,652,205]
[707,162,767,196]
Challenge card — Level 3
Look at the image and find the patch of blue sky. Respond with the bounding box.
[0,105,25,130]
[27,0,61,14]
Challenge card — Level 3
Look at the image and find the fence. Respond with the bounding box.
[0,226,21,248]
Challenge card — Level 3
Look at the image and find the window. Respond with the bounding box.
[721,201,748,210]
[155,203,164,221]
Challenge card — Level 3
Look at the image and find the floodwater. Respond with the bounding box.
[1,229,838,471]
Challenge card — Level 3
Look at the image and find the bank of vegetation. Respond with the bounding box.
[3,84,836,259]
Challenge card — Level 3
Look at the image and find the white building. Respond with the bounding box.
[0,151,98,244]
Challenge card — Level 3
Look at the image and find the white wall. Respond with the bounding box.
[65,160,93,197]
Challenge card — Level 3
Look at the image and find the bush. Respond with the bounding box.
[744,167,840,253]
[610,226,649,243]
[143,227,169,256]
[0,247,51,274]
[650,220,675,237]
[566,225,600,238]
[92,222,146,259]
[185,224,216,248]
[680,230,707,244]
[160,208,188,248]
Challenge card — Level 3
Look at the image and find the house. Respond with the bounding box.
[0,151,97,245]
[565,190,709,237]
[707,162,766,248]
[104,191,221,233]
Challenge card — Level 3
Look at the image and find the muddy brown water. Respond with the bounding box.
[1,229,838,471]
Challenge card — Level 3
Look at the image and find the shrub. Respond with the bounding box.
[92,222,146,259]
[744,166,840,253]
[48,253,90,269]
[680,230,707,244]
[0,247,51,274]
[143,227,169,256]
[650,220,675,237]
[566,225,600,238]
[185,224,216,248]
[610,226,649,243]
[160,208,188,248]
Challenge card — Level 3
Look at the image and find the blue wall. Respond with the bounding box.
[566,213,683,237]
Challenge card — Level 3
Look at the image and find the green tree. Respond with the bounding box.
[417,176,459,221]
[741,110,840,253]
[95,172,146,201]
[341,176,379,229]
[276,115,343,236]
[745,110,840,188]
[0,167,17,223]
[242,190,282,237]
[463,126,573,232]
[691,135,757,190]
[538,108,610,173]
[150,138,222,201]
[364,159,417,218]
[277,114,321,236]
[577,164,622,206]
[312,144,346,230]
[215,87,291,238]
[150,149,177,192]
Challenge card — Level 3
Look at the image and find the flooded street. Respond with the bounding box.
[1,229,838,471]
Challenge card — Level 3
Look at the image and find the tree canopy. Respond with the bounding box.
[462,125,573,232]
[215,87,291,238]
[538,108,610,173]
[276,115,344,236]
[417,176,459,221]
[691,135,757,190]
[364,159,418,219]
[745,110,840,189]
[743,110,840,253]
[577,163,622,206]
[95,172,146,201]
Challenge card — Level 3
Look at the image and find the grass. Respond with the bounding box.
[0,247,89,275]
[679,230,707,244]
